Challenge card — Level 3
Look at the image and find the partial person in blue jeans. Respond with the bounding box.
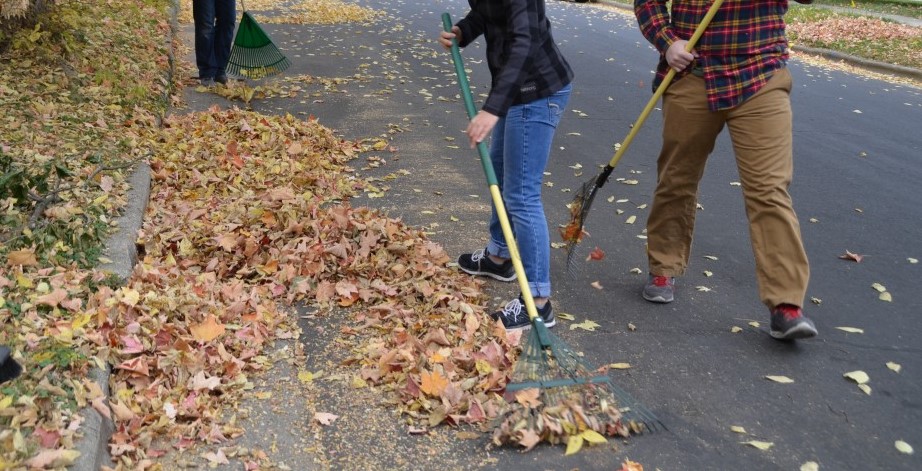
[193,0,235,86]
[439,0,573,330]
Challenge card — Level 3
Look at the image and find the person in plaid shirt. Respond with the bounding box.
[439,0,573,330]
[634,0,818,340]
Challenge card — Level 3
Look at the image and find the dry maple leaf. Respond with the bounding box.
[190,314,226,343]
[839,250,864,263]
[419,370,449,397]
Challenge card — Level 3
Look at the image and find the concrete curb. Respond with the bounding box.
[593,0,922,82]
[69,0,177,468]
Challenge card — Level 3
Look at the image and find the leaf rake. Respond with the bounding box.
[562,0,726,271]
[226,1,291,80]
[442,13,662,449]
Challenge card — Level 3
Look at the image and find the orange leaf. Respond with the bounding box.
[190,314,226,342]
[586,246,605,261]
[619,460,644,471]
[419,370,449,397]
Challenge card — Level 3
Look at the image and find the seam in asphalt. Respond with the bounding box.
[67,1,921,469]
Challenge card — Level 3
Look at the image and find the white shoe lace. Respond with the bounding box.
[470,248,486,262]
[499,298,524,324]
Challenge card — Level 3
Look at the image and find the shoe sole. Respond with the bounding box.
[459,266,516,282]
[642,293,673,303]
[771,324,818,340]
[504,318,557,331]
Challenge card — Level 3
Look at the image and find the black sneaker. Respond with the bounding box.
[642,274,675,303]
[458,249,516,281]
[215,74,228,85]
[491,297,556,330]
[770,304,818,340]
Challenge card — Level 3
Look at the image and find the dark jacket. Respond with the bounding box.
[455,0,573,117]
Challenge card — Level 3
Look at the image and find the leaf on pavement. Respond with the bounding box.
[315,412,339,426]
[565,435,584,456]
[835,326,864,334]
[730,425,747,434]
[895,440,914,455]
[570,320,600,331]
[839,250,863,262]
[886,362,901,373]
[765,375,794,384]
[844,370,870,385]
[742,440,774,450]
[586,247,605,261]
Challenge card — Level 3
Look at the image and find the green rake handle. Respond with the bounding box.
[442,13,544,327]
[593,0,725,188]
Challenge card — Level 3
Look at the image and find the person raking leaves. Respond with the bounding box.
[438,0,572,331]
[633,0,819,340]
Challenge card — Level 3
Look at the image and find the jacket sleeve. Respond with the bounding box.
[634,0,679,54]
[482,0,535,116]
[456,9,485,48]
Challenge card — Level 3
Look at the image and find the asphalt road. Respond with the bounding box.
[180,0,922,469]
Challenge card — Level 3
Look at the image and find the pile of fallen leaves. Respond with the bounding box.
[787,13,922,68]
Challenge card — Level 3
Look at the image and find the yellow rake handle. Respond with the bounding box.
[604,0,724,169]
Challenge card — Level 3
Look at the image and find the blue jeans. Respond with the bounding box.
[193,0,236,79]
[486,84,571,299]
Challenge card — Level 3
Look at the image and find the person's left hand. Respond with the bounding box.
[466,110,499,148]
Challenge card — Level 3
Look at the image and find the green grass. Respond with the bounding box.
[814,0,922,20]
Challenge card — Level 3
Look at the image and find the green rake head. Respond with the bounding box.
[226,11,291,79]
[492,322,663,447]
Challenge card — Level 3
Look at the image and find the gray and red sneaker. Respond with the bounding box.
[770,304,818,340]
[642,274,675,303]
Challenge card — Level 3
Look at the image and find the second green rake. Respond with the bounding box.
[442,13,662,449]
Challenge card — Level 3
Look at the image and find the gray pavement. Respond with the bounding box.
[74,0,922,469]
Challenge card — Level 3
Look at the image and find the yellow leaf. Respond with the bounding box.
[580,429,607,444]
[879,291,892,302]
[120,287,140,307]
[15,274,33,288]
[351,376,368,389]
[608,363,631,370]
[730,326,743,333]
[742,440,774,450]
[557,312,575,321]
[565,435,584,456]
[71,312,92,330]
[895,440,914,455]
[190,314,226,342]
[570,320,600,331]
[730,426,747,434]
[765,375,794,384]
[801,462,820,471]
[835,327,864,334]
[625,215,636,224]
[858,384,872,395]
[748,321,761,328]
[298,370,315,384]
[887,362,901,373]
[475,359,493,375]
[871,283,887,293]
[843,370,869,385]
[0,395,12,410]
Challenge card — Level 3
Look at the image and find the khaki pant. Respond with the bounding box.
[646,67,809,309]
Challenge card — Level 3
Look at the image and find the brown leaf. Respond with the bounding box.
[839,250,864,263]
[7,249,38,266]
[586,246,605,261]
